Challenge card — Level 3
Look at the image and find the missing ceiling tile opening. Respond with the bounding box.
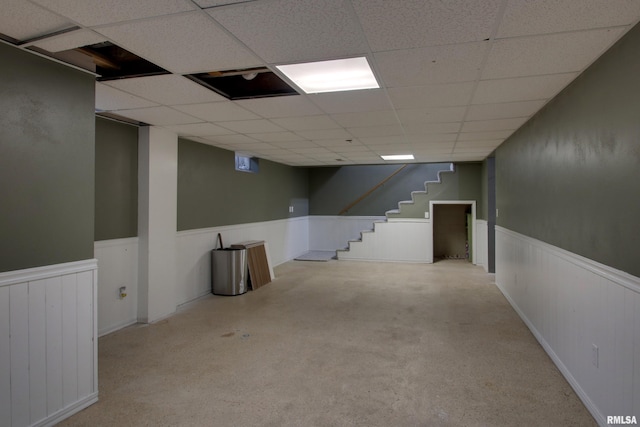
[28,41,170,81]
[186,67,299,100]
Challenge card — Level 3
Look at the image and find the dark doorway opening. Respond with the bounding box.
[433,203,473,262]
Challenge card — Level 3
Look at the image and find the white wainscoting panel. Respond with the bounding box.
[95,238,139,337]
[338,219,431,263]
[495,227,640,426]
[475,219,488,272]
[0,259,98,427]
[176,217,309,306]
[308,216,386,251]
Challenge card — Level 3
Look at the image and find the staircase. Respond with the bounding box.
[336,164,455,262]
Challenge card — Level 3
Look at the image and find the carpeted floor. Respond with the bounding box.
[58,260,596,427]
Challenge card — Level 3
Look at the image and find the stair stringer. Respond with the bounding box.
[337,164,454,262]
[385,163,455,218]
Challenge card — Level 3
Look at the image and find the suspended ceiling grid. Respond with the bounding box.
[2,0,640,166]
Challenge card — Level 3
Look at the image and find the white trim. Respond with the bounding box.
[32,392,98,427]
[94,237,138,249]
[496,226,640,294]
[495,227,640,426]
[0,258,98,287]
[429,200,476,265]
[495,280,605,426]
[386,217,430,223]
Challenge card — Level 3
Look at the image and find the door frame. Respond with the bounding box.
[428,200,476,264]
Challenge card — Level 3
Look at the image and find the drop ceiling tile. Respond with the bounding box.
[270,140,319,149]
[457,130,514,141]
[249,148,291,156]
[295,129,354,140]
[0,0,72,41]
[497,0,640,38]
[115,106,202,126]
[352,0,501,50]
[313,139,363,148]
[387,82,475,110]
[221,142,274,150]
[96,12,261,74]
[204,134,260,144]
[308,90,392,114]
[359,136,408,146]
[396,107,467,124]
[455,140,503,149]
[247,132,304,142]
[373,147,413,156]
[374,42,487,87]
[482,28,625,79]
[332,145,372,153]
[348,125,404,138]
[344,153,385,161]
[289,147,335,155]
[403,122,461,135]
[473,73,578,104]
[207,0,368,63]
[174,102,260,122]
[413,145,455,154]
[162,122,232,136]
[105,75,226,105]
[235,96,323,119]
[271,115,340,131]
[31,29,106,52]
[465,100,547,121]
[330,111,399,128]
[95,83,159,111]
[217,120,285,133]
[461,118,528,133]
[415,154,454,162]
[406,134,457,144]
[31,0,197,27]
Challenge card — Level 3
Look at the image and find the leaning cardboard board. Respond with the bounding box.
[230,240,271,290]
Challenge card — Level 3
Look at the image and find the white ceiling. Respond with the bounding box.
[3,0,640,166]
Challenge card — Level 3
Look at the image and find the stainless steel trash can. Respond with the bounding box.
[211,248,248,296]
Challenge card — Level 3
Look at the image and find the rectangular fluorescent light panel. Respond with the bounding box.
[276,57,379,94]
[381,154,414,161]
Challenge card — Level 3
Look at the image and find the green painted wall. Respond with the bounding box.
[177,138,308,230]
[496,23,640,277]
[95,117,138,240]
[0,43,95,272]
[308,163,452,216]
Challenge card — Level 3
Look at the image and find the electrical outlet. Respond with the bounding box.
[119,286,127,299]
[425,211,430,219]
[289,205,294,213]
[592,344,599,368]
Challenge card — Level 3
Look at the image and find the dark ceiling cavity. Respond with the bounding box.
[28,41,170,81]
[186,68,299,100]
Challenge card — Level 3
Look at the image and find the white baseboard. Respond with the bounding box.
[33,392,98,427]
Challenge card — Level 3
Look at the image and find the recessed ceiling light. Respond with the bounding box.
[381,154,414,161]
[276,57,379,94]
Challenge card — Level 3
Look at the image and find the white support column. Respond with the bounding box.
[137,127,178,323]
